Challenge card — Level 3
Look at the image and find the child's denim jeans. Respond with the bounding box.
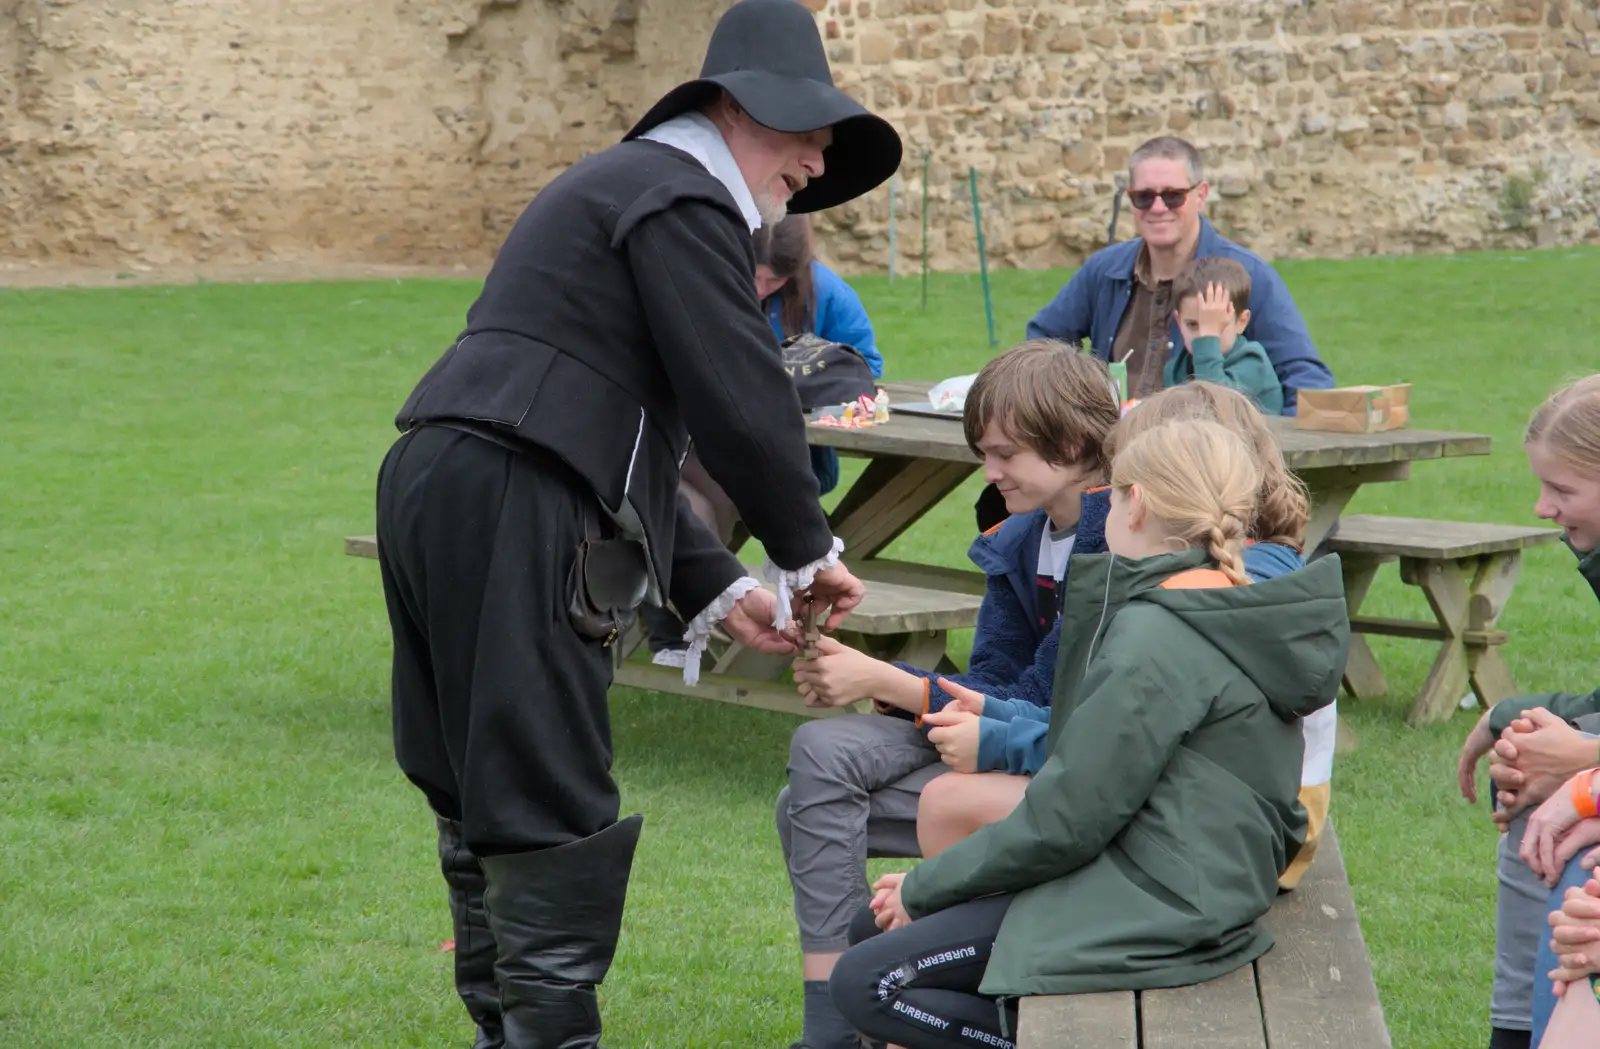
[1531,852,1597,1046]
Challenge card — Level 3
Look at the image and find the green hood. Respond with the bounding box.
[1047,549,1348,741]
[1139,554,1350,720]
[906,546,1353,998]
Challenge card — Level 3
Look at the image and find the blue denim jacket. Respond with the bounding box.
[1024,219,1335,412]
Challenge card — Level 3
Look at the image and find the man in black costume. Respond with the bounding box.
[373,1,903,1046]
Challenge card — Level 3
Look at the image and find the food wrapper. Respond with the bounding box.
[927,374,978,413]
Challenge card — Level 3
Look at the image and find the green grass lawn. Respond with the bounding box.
[3,248,1599,1047]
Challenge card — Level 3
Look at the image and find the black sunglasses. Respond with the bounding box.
[1127,185,1196,211]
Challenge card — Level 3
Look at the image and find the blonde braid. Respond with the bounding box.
[1208,515,1250,586]
[1106,382,1307,551]
[1110,418,1262,582]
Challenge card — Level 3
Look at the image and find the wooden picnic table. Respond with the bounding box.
[805,379,1493,589]
[606,378,1493,715]
[347,379,1496,718]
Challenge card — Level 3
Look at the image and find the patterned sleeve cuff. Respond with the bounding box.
[679,575,763,686]
[763,536,846,630]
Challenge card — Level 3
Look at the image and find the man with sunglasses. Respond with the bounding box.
[1025,135,1333,412]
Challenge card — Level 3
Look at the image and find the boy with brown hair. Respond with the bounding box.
[775,339,1121,1049]
[1166,256,1285,414]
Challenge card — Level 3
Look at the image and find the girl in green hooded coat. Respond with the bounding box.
[828,418,1349,1049]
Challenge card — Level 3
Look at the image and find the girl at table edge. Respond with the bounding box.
[757,214,884,496]
[1456,374,1600,1049]
[827,417,1348,1049]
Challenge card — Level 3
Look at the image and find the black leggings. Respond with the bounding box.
[829,894,1018,1049]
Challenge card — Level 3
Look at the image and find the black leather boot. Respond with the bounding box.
[481,814,645,1049]
[437,816,505,1049]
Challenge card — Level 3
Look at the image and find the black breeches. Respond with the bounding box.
[375,425,620,856]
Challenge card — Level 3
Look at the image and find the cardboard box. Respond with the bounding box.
[1295,384,1412,434]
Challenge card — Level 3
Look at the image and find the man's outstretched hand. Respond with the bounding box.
[797,564,866,632]
[723,588,797,655]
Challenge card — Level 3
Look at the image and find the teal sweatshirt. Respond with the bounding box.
[1164,334,1284,415]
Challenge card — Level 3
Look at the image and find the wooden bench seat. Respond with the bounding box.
[344,534,983,718]
[1019,825,1390,1048]
[1324,515,1562,725]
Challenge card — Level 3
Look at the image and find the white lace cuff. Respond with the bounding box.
[680,575,762,686]
[763,536,846,631]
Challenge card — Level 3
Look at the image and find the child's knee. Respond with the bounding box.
[917,768,962,815]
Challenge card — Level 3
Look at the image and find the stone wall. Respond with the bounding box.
[0,0,732,268]
[815,0,1600,271]
[3,0,1599,274]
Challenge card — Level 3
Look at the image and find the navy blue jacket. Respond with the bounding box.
[891,488,1112,718]
[973,540,1307,775]
[1024,218,1335,412]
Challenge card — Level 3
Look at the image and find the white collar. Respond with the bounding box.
[639,112,763,233]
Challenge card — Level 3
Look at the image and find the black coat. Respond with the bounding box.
[395,139,835,618]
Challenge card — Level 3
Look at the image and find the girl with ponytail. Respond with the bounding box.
[1456,375,1600,1049]
[1099,381,1334,891]
[827,418,1349,1049]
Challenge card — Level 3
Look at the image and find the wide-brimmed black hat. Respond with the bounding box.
[624,0,902,214]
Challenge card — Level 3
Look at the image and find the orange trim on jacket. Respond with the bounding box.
[1157,568,1236,590]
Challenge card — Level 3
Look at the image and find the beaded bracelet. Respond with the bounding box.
[1573,767,1600,820]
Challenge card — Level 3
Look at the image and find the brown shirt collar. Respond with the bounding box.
[1133,242,1198,287]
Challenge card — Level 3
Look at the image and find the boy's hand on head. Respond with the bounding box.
[1194,282,1235,343]
[792,635,884,708]
[935,676,986,717]
[923,708,981,773]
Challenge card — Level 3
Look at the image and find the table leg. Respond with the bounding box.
[1403,556,1474,726]
[1463,552,1523,709]
[1297,462,1411,552]
[1338,553,1391,700]
[829,457,978,561]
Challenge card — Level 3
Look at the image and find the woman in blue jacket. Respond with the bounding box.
[759,214,883,494]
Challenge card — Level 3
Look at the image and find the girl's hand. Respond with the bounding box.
[1489,709,1597,825]
[1548,878,1600,988]
[870,872,912,932]
[1458,710,1496,803]
[923,708,981,774]
[935,676,986,717]
[1520,779,1595,884]
[793,636,884,708]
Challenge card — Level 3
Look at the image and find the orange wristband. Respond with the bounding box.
[1574,768,1600,820]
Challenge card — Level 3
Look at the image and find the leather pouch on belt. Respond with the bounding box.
[567,502,649,652]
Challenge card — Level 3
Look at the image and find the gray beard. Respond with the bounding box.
[754,191,788,228]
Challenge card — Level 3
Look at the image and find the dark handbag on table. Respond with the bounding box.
[781,333,879,411]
